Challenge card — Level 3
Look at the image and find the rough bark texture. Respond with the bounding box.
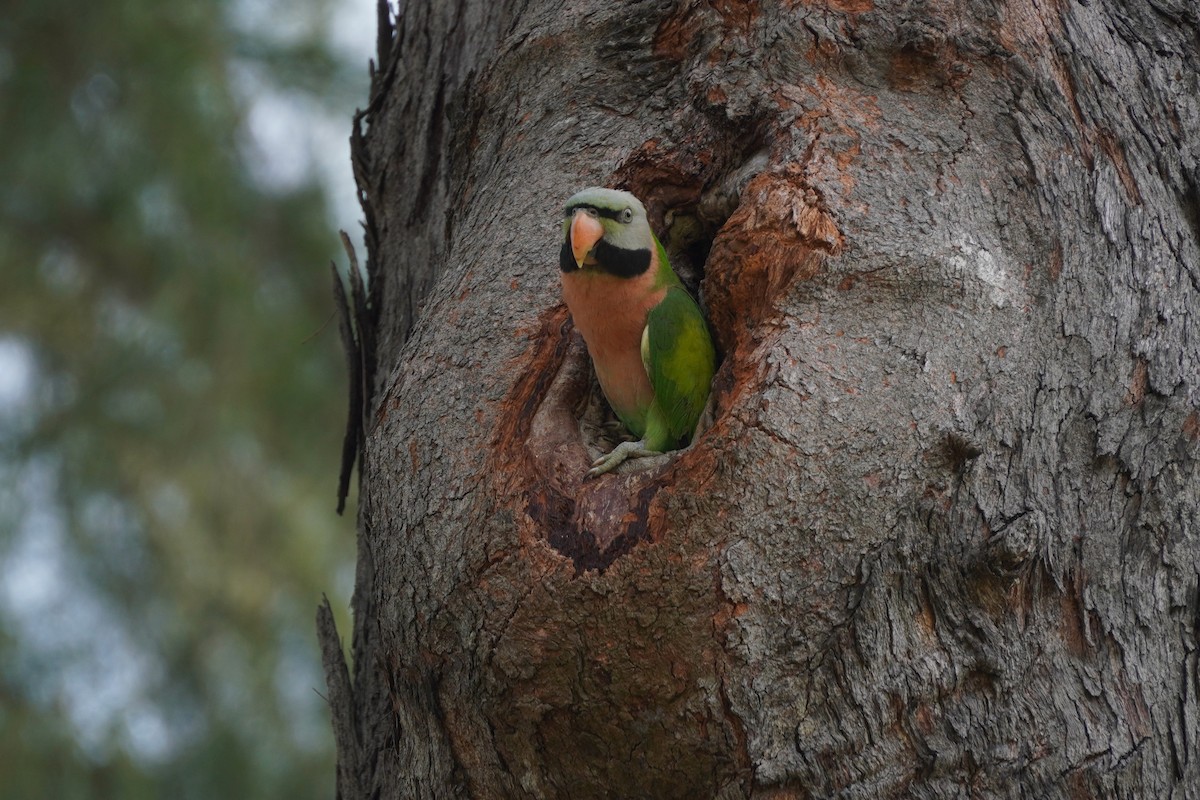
[323,0,1200,797]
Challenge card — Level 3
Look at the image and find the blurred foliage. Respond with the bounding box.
[0,0,364,796]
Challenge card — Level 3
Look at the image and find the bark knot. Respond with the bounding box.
[704,169,842,355]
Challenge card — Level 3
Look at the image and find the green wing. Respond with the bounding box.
[640,286,716,448]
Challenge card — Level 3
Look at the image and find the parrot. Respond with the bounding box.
[558,187,716,477]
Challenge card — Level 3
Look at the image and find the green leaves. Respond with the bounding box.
[0,0,363,796]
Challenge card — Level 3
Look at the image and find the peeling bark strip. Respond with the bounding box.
[333,231,373,515]
[324,0,1200,798]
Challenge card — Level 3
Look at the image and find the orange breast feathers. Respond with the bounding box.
[560,256,666,425]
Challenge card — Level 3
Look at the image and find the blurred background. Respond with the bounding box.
[0,0,373,796]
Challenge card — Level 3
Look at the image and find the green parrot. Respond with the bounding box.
[558,187,716,477]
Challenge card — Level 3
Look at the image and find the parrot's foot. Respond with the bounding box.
[587,439,659,478]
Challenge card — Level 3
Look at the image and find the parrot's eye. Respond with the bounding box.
[620,208,634,223]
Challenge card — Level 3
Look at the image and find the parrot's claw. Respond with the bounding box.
[587,439,658,478]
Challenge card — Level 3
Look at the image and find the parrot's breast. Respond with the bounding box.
[560,263,665,435]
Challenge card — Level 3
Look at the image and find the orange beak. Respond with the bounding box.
[569,210,604,269]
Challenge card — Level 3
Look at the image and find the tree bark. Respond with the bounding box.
[322,0,1200,797]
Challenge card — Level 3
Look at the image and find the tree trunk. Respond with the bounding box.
[320,0,1200,797]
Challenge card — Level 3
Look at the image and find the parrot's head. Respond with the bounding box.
[560,187,653,277]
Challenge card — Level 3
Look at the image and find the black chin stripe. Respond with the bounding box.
[559,238,577,273]
[563,203,624,221]
[593,239,651,277]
